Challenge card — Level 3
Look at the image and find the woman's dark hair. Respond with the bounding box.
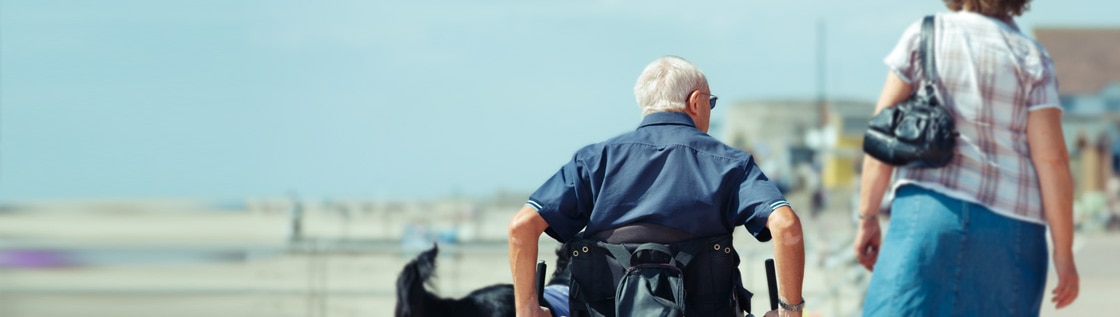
[943,0,1031,19]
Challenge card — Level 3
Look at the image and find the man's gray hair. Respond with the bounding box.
[633,56,707,116]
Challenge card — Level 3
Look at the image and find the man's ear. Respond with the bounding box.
[684,90,701,116]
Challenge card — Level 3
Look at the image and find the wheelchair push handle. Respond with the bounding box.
[536,260,547,306]
[765,258,778,311]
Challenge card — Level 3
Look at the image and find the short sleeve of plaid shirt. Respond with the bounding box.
[884,20,924,84]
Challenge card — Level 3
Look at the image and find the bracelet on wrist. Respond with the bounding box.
[858,213,878,221]
[779,298,805,312]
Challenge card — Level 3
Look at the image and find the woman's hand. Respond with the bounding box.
[853,218,882,271]
[1051,252,1079,309]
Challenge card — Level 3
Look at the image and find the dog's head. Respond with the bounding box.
[548,242,572,286]
[395,244,439,317]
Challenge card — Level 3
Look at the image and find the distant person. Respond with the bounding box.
[1108,176,1120,231]
[853,1,1080,315]
[508,56,805,317]
[288,197,303,242]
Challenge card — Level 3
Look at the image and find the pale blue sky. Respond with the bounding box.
[2,0,1117,202]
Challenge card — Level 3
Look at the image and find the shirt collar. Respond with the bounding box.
[958,10,1020,32]
[638,111,697,129]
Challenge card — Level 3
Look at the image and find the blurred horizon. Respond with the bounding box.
[3,0,1120,203]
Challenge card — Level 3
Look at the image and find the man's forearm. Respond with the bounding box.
[509,231,540,314]
[508,205,549,315]
[769,207,805,304]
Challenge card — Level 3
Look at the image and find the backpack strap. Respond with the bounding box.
[596,242,633,268]
[601,234,733,269]
[672,234,733,267]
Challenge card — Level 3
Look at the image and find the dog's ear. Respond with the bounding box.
[554,243,567,258]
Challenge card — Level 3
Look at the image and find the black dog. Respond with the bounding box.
[395,244,571,317]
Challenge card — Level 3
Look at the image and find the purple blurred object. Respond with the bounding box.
[0,250,73,268]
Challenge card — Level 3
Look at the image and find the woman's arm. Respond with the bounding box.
[853,71,912,271]
[1026,107,1079,309]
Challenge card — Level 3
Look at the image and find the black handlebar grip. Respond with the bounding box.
[536,260,547,306]
[765,258,779,311]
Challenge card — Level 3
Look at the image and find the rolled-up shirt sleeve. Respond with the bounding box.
[526,156,592,243]
[733,157,789,242]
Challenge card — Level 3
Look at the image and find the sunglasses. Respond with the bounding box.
[694,92,718,110]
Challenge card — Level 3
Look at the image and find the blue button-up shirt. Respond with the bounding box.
[526,111,788,243]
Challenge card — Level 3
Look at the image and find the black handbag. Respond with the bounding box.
[863,16,958,168]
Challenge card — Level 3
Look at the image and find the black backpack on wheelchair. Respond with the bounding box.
[565,227,754,317]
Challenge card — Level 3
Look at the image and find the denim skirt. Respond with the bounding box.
[862,185,1048,316]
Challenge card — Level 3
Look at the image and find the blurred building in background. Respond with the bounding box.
[1035,28,1120,192]
[723,99,874,193]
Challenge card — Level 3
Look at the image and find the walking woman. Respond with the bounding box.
[853,1,1080,315]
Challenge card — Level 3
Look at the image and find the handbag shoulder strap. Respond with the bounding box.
[920,15,939,95]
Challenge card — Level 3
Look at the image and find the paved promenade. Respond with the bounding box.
[0,197,1115,316]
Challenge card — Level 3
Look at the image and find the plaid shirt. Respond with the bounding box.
[884,12,1062,225]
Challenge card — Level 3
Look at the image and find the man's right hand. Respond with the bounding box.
[518,306,551,317]
[762,309,803,317]
[853,217,882,271]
